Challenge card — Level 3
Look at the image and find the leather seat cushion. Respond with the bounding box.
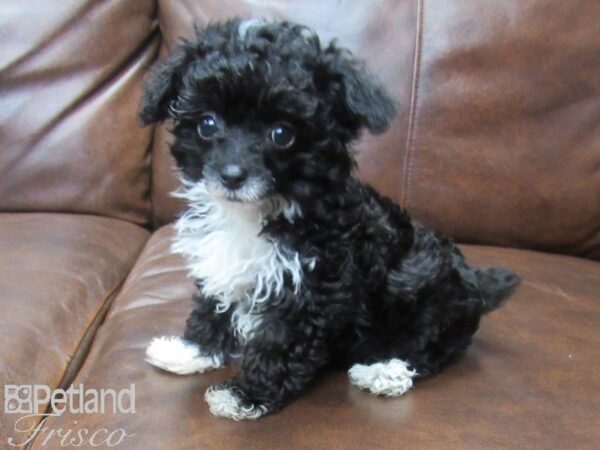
[31,225,600,449]
[0,213,149,443]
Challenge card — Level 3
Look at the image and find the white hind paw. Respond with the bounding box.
[348,359,417,396]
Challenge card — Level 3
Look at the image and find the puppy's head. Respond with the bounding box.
[140,19,396,204]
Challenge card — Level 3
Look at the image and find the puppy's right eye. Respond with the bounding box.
[269,123,295,148]
[197,113,219,139]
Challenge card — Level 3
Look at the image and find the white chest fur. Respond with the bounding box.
[172,183,306,338]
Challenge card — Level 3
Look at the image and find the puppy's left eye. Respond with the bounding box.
[269,123,295,148]
[197,113,219,139]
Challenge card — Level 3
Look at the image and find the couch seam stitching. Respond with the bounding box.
[147,13,162,231]
[401,0,424,210]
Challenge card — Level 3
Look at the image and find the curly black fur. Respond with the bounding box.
[141,19,520,418]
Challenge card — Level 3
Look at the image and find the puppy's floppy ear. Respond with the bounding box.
[139,50,188,126]
[323,47,397,135]
[340,65,397,134]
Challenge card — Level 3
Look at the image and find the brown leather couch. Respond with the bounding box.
[1,1,598,449]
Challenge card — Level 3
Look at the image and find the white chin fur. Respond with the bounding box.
[203,176,269,203]
[145,336,224,375]
[348,359,417,397]
[171,180,311,341]
[204,386,268,420]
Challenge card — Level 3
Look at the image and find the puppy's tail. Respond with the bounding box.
[476,267,520,313]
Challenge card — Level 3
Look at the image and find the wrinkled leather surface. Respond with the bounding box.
[33,225,600,449]
[0,214,148,444]
[406,0,600,260]
[0,0,159,226]
[150,0,600,262]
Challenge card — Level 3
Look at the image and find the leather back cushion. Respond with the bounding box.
[0,0,158,225]
[151,0,600,259]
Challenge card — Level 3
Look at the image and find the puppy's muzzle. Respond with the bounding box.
[218,164,248,190]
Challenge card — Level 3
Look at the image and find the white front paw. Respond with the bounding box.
[204,386,268,420]
[348,358,417,397]
[145,336,223,375]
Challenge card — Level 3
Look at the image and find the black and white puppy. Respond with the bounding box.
[140,19,520,420]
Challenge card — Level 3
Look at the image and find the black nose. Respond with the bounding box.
[218,164,248,190]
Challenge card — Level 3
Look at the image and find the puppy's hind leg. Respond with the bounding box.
[348,359,418,397]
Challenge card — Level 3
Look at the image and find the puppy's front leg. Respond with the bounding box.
[146,293,235,375]
[205,313,329,420]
